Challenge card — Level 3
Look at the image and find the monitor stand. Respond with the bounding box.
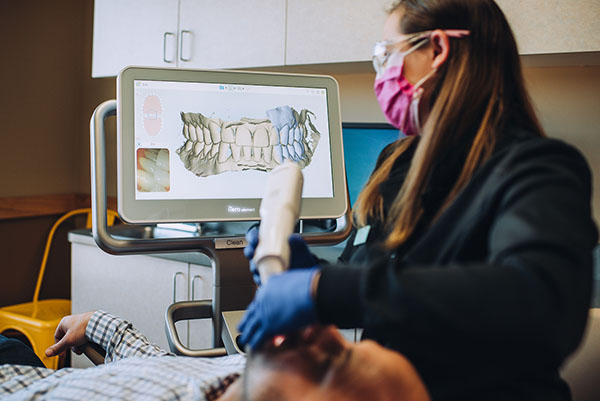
[221,310,246,354]
[91,99,352,356]
[210,246,256,349]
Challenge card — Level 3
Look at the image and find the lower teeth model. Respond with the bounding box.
[176,105,320,177]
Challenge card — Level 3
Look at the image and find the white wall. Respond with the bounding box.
[524,66,600,227]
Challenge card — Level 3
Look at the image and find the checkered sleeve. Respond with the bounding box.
[85,310,173,363]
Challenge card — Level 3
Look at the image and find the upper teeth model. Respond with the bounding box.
[176,106,321,177]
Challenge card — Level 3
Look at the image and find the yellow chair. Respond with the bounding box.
[0,208,118,369]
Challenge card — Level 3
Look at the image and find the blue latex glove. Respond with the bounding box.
[244,227,317,286]
[238,267,320,350]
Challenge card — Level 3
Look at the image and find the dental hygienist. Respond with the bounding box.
[239,0,598,400]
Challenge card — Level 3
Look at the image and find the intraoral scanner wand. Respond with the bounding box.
[253,160,303,284]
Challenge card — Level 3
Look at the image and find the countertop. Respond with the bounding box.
[69,228,600,307]
[68,228,347,267]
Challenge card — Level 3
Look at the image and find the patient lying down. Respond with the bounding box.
[0,311,429,401]
[221,325,430,401]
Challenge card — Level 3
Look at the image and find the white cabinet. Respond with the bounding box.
[496,0,600,55]
[285,0,389,65]
[188,263,214,349]
[69,233,214,367]
[93,0,285,76]
[178,0,286,69]
[92,0,180,77]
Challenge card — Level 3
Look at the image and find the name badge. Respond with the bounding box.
[353,225,371,246]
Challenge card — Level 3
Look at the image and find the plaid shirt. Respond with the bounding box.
[0,311,245,400]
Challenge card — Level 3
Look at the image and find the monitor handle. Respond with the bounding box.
[90,99,217,256]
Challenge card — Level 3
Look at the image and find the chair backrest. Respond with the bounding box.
[561,308,600,401]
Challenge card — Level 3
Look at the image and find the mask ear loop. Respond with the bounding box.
[410,67,437,135]
[411,29,470,91]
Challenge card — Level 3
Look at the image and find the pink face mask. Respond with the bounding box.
[373,30,470,136]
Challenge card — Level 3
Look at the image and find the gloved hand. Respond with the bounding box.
[238,266,320,350]
[244,227,317,286]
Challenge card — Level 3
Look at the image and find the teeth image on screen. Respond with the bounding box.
[176,105,321,177]
[137,148,170,192]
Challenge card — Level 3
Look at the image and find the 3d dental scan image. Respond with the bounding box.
[176,105,320,177]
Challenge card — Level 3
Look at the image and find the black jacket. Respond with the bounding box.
[316,128,598,401]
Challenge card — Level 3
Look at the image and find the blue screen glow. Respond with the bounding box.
[342,123,403,207]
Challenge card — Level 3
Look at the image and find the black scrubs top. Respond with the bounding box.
[316,127,598,401]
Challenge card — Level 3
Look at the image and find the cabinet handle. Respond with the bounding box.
[173,272,184,302]
[179,30,193,62]
[191,275,202,300]
[163,32,176,63]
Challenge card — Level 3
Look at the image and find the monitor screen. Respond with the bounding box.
[134,80,332,200]
[342,123,403,207]
[117,67,347,223]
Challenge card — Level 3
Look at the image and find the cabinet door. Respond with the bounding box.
[178,0,286,69]
[286,0,389,65]
[187,263,214,350]
[495,0,600,54]
[71,243,189,358]
[92,0,179,77]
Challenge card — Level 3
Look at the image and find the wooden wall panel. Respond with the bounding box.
[0,194,117,220]
[0,216,76,307]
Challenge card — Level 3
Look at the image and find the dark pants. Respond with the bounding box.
[0,334,45,367]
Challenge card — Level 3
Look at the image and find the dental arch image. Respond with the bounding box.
[176,105,321,177]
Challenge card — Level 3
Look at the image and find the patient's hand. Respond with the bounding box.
[45,311,95,357]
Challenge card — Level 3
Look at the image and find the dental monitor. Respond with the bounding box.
[117,67,347,223]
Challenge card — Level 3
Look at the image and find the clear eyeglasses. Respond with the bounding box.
[372,29,471,75]
[372,31,432,75]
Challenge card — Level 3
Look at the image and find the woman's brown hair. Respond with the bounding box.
[354,0,544,248]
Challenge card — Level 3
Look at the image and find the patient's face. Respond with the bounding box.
[221,326,430,401]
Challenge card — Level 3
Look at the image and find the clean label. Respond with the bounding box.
[215,237,248,249]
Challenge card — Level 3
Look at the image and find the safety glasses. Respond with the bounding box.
[372,29,470,75]
[372,31,431,75]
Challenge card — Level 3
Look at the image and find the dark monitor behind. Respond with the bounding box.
[342,123,403,207]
